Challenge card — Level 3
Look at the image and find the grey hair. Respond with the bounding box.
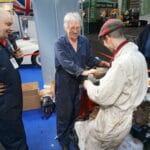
[109,28,125,39]
[64,12,82,29]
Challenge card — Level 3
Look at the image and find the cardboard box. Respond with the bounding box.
[22,82,41,111]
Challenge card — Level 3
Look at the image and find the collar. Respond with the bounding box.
[0,39,7,47]
[65,34,83,50]
[111,40,128,63]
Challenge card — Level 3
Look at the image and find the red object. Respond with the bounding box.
[99,51,113,60]
[99,19,124,37]
[13,0,33,16]
[23,51,39,57]
[0,39,6,47]
[110,40,128,64]
[78,90,96,119]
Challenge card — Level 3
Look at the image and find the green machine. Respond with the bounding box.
[83,0,117,33]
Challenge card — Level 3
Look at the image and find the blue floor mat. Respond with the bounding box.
[19,66,44,89]
[19,66,61,150]
[23,109,60,150]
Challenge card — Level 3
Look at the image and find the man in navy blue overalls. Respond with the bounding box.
[0,9,28,150]
[54,12,109,150]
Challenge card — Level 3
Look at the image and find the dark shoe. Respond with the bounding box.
[61,144,70,150]
[69,130,80,150]
[73,144,80,150]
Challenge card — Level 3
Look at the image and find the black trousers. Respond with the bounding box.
[55,70,81,146]
[0,117,28,150]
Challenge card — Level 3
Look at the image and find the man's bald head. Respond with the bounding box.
[0,9,12,21]
[0,9,13,39]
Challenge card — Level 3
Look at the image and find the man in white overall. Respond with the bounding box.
[75,19,148,150]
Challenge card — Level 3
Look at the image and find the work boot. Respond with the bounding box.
[69,130,80,150]
[61,143,70,150]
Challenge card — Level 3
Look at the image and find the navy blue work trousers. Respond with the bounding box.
[0,117,28,150]
[55,69,81,145]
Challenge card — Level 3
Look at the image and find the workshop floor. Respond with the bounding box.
[19,66,61,150]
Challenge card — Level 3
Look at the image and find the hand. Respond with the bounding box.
[94,67,108,78]
[99,61,110,68]
[92,69,102,77]
[13,48,24,59]
[81,68,99,76]
[91,68,107,79]
[0,83,7,96]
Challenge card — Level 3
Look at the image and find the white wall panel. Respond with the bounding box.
[32,0,79,86]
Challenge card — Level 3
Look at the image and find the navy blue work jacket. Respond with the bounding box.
[136,24,150,58]
[55,34,100,77]
[0,41,22,120]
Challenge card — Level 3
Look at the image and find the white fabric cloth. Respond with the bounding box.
[75,42,148,150]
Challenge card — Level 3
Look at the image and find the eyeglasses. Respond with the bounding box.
[70,26,80,31]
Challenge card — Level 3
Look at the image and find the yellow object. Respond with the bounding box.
[0,0,14,2]
[0,0,14,11]
[110,9,117,15]
[118,15,123,21]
